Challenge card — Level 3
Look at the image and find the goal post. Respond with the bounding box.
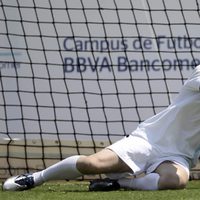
[0,0,200,179]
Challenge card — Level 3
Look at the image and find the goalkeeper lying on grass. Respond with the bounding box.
[3,65,200,191]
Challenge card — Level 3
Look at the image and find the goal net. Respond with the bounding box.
[1,0,200,180]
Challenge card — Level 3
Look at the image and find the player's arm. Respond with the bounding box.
[184,65,200,92]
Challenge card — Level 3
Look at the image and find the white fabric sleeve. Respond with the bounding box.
[184,65,200,92]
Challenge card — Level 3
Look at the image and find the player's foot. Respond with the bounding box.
[89,178,120,191]
[2,174,35,191]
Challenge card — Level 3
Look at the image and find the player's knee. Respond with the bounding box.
[155,161,189,190]
[76,156,102,174]
[159,172,187,190]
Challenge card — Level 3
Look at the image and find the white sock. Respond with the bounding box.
[33,155,82,186]
[118,173,160,191]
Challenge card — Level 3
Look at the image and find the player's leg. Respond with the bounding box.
[37,148,131,183]
[2,148,131,191]
[155,161,189,190]
[77,148,132,174]
[118,161,189,190]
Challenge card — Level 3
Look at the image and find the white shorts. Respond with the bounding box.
[107,135,190,178]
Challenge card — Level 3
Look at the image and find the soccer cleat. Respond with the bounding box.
[89,178,120,191]
[2,174,35,191]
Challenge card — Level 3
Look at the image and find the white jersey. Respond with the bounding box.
[132,65,200,168]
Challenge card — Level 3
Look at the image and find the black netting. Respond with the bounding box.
[0,0,199,179]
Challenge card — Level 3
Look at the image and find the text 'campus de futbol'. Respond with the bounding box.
[63,36,200,73]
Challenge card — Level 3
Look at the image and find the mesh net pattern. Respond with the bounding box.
[0,0,200,179]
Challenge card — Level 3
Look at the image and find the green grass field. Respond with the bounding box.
[1,180,200,200]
